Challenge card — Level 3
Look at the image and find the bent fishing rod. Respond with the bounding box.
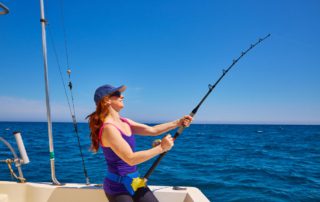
[144,34,271,180]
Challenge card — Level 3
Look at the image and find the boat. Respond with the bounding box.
[0,181,209,202]
[0,2,209,201]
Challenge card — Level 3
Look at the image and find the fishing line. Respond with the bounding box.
[47,27,73,116]
[58,0,71,70]
[46,0,90,184]
[143,34,271,180]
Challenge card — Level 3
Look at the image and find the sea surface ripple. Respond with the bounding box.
[1,122,320,201]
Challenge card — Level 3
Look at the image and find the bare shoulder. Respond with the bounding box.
[102,124,121,138]
[101,124,123,147]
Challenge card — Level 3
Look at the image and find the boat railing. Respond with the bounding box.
[0,132,30,183]
[0,2,9,15]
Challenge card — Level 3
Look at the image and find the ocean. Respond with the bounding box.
[1,122,319,201]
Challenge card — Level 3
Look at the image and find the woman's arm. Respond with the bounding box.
[126,119,178,136]
[126,115,192,136]
[101,125,173,166]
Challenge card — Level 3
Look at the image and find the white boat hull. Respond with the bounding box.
[0,181,209,202]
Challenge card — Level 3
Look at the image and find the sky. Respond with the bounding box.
[0,0,319,124]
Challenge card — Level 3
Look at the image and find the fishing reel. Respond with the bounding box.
[152,139,162,148]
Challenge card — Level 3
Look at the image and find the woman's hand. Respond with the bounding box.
[177,115,193,127]
[160,134,174,152]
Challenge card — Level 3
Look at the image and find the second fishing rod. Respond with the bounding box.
[143,34,271,180]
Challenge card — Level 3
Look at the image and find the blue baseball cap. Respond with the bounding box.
[94,84,126,105]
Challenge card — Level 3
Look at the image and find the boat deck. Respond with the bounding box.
[0,181,209,202]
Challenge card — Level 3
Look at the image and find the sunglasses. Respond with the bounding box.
[110,91,121,97]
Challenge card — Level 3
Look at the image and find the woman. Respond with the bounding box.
[87,84,192,202]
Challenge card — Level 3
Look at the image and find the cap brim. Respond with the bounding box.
[111,85,126,95]
[118,85,126,92]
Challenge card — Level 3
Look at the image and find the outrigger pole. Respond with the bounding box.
[144,34,271,180]
[39,0,60,185]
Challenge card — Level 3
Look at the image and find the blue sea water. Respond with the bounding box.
[1,122,320,201]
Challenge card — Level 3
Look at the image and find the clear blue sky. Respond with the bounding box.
[1,0,319,124]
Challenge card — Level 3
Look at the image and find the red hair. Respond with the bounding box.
[87,97,110,153]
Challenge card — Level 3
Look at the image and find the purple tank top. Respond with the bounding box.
[98,117,137,195]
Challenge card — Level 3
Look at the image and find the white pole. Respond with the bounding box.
[39,0,60,185]
[13,132,30,164]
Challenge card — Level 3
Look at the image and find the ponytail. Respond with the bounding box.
[87,97,109,153]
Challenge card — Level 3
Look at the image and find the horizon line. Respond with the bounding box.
[0,120,319,126]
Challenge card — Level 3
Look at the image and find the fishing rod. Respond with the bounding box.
[46,0,90,184]
[0,2,9,15]
[143,34,271,179]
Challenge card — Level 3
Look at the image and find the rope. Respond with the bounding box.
[5,159,26,183]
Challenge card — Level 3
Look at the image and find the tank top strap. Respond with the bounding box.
[120,117,132,127]
[98,120,133,143]
[120,117,133,134]
[98,122,122,143]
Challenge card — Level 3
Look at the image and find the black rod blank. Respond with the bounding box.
[143,34,271,180]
